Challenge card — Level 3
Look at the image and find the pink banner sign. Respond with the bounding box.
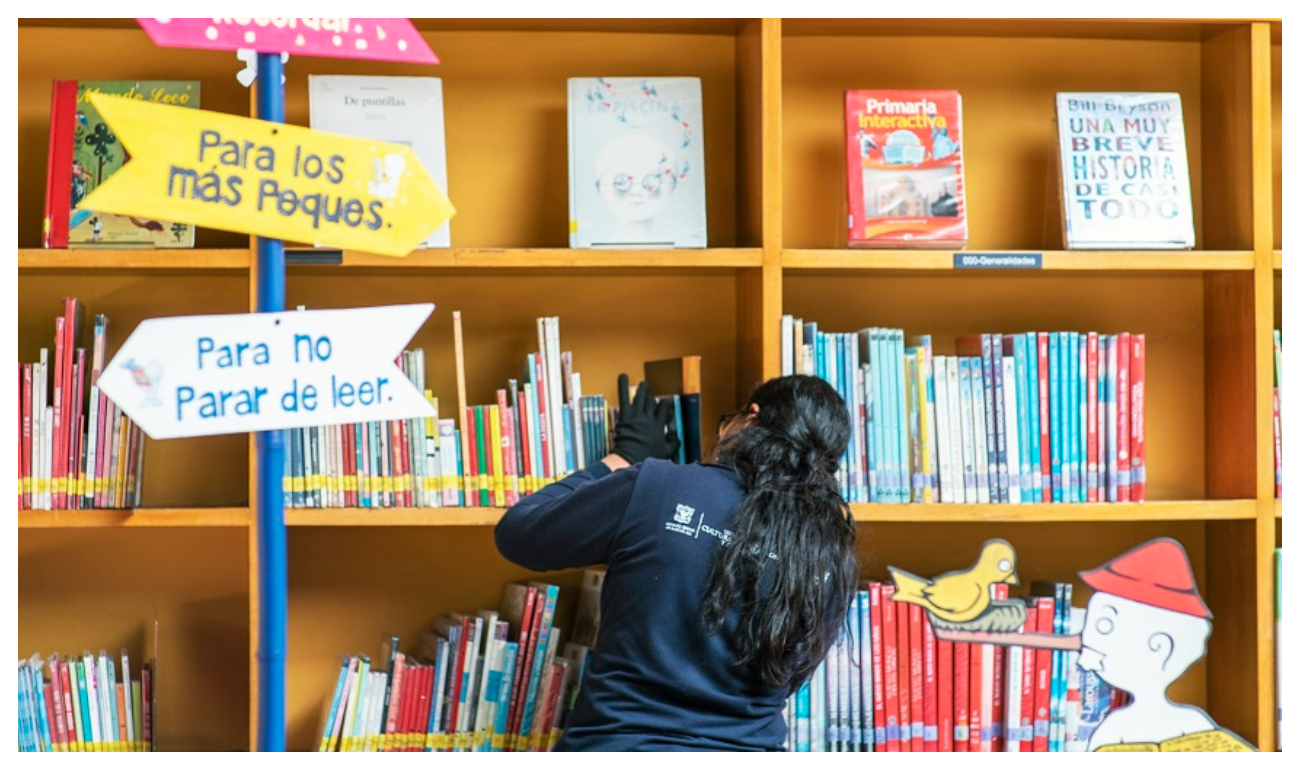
[136,18,438,64]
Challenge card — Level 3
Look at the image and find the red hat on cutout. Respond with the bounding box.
[1079,538,1212,619]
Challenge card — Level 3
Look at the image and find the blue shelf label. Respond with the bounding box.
[954,252,1043,269]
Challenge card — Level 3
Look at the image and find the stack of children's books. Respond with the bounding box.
[784,581,1120,752]
[782,318,1147,504]
[315,571,603,752]
[19,299,145,511]
[17,649,155,752]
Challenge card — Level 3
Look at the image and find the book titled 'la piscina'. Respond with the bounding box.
[845,90,968,249]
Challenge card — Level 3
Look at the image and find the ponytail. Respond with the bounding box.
[701,375,858,689]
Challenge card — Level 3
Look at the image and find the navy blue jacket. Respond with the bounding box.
[494,458,787,751]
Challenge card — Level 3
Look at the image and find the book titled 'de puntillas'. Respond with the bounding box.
[568,77,707,248]
[1056,92,1194,249]
[309,75,451,248]
[845,90,967,248]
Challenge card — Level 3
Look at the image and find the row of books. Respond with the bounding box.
[784,581,1120,752]
[19,298,145,511]
[782,318,1147,504]
[1274,329,1282,499]
[46,78,1190,253]
[17,650,155,752]
[317,572,604,752]
[284,315,701,509]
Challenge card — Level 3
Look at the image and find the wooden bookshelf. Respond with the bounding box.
[17,18,1281,752]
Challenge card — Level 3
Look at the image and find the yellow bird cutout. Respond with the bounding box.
[889,539,1019,624]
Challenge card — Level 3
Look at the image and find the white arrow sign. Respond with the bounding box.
[97,304,435,439]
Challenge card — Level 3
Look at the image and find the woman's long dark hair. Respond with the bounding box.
[702,375,858,689]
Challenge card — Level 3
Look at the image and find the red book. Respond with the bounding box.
[391,416,407,508]
[922,611,938,751]
[517,388,534,494]
[22,364,32,510]
[52,316,67,509]
[953,636,969,751]
[497,390,519,506]
[533,354,552,482]
[59,661,76,748]
[881,584,900,752]
[1116,332,1132,502]
[43,80,79,248]
[1032,597,1055,752]
[967,632,983,751]
[990,584,1008,751]
[505,586,540,750]
[462,406,478,505]
[413,664,432,751]
[844,90,968,248]
[908,604,924,751]
[1018,604,1039,752]
[47,663,66,750]
[59,298,81,508]
[868,583,886,750]
[1130,334,1146,502]
[142,662,153,751]
[937,636,953,752]
[1037,332,1052,501]
[483,405,498,507]
[1086,332,1100,502]
[93,393,110,508]
[896,592,912,751]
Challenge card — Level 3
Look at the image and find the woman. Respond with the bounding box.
[494,374,858,751]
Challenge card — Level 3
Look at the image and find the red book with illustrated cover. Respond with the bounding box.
[1116,332,1132,502]
[869,583,887,750]
[896,593,912,751]
[881,584,901,752]
[533,354,552,483]
[922,611,939,751]
[1037,332,1053,501]
[1032,597,1055,752]
[990,584,1008,751]
[1018,604,1039,752]
[43,81,78,248]
[498,390,519,506]
[909,604,925,751]
[1130,334,1146,502]
[954,636,970,751]
[1086,332,1100,502]
[937,635,953,752]
[967,633,983,751]
[845,90,967,248]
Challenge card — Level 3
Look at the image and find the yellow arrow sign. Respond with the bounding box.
[79,92,454,257]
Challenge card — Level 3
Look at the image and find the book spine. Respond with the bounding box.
[1002,356,1022,504]
[1005,614,1024,752]
[881,584,900,751]
[989,584,1007,751]
[1048,332,1063,502]
[1130,334,1146,502]
[906,351,922,502]
[1086,333,1099,502]
[1063,332,1077,503]
[1117,332,1131,502]
[1032,597,1054,752]
[44,81,77,248]
[988,333,1009,503]
[967,630,982,752]
[907,604,923,750]
[1018,604,1038,751]
[922,610,938,751]
[1035,333,1050,501]
[868,583,886,750]
[970,356,991,504]
[893,329,909,504]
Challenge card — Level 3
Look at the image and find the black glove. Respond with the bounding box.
[612,373,681,465]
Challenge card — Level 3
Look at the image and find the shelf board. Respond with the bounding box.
[18,507,250,528]
[781,18,1259,42]
[291,247,763,271]
[18,18,753,35]
[782,249,1254,273]
[18,248,251,272]
[1274,250,1283,270]
[286,507,507,527]
[850,500,1256,523]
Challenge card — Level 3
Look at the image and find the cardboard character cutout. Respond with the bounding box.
[887,537,1257,752]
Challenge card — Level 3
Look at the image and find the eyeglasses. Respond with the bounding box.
[611,171,666,194]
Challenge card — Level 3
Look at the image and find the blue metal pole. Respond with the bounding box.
[254,51,287,753]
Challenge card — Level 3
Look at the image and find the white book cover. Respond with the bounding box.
[309,75,451,248]
[946,357,968,504]
[1005,630,1024,752]
[933,356,952,503]
[568,77,707,248]
[781,315,794,376]
[1056,92,1194,249]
